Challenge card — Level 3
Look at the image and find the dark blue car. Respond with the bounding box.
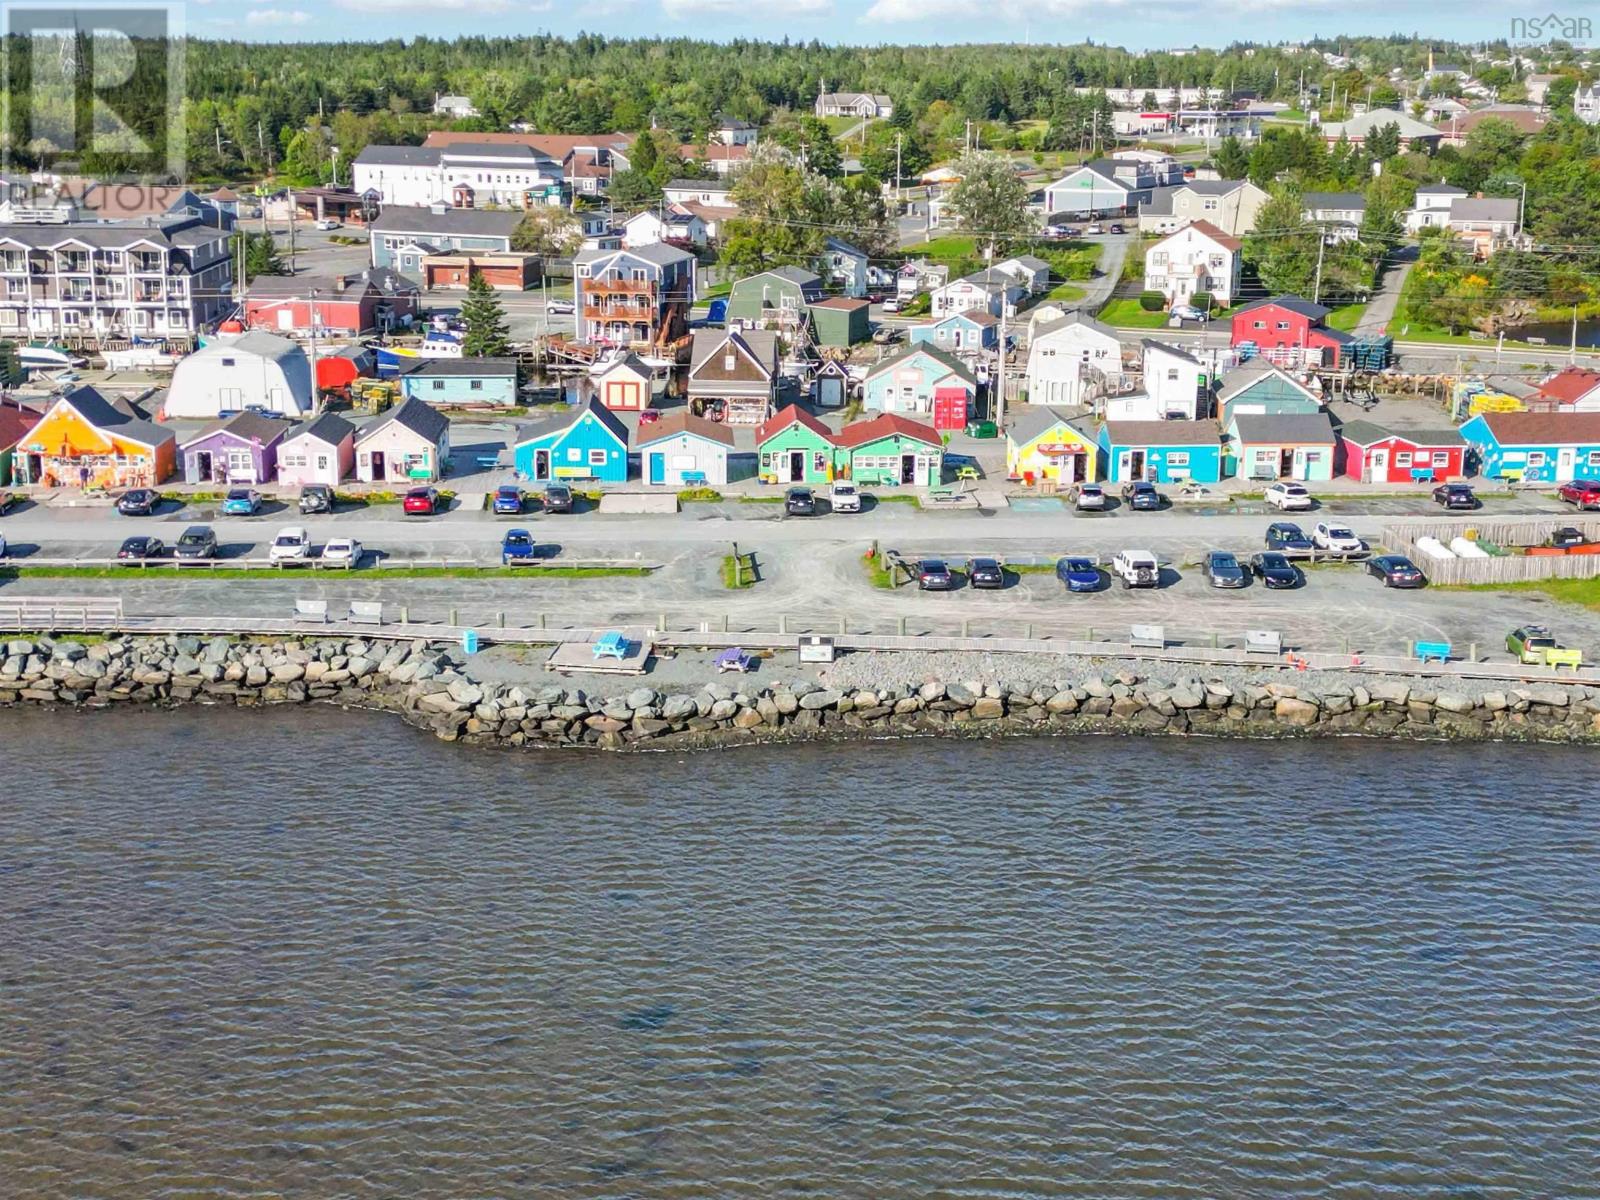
[500,529,537,565]
[493,484,524,515]
[1055,556,1102,592]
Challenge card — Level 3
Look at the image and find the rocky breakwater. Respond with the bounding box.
[2,634,1600,748]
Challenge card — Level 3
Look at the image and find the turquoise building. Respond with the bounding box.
[513,396,630,483]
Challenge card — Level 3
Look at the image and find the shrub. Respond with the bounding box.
[902,293,932,316]
[1191,291,1214,312]
[1138,291,1167,312]
[678,486,723,502]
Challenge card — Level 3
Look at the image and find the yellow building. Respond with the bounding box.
[1006,407,1100,485]
[12,385,175,489]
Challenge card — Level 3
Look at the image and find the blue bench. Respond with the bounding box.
[1409,467,1434,483]
[593,631,628,660]
[475,454,503,469]
[681,471,707,486]
[1414,640,1451,664]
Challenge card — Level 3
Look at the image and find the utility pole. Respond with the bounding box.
[309,288,321,411]
[1572,304,1579,365]
[895,132,903,203]
[1312,232,1326,305]
[287,190,297,273]
[996,295,1008,433]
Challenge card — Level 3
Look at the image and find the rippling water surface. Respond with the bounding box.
[1,707,1597,1198]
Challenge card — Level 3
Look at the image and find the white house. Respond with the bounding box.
[353,397,451,484]
[1143,220,1242,309]
[622,206,707,249]
[353,143,564,210]
[432,94,479,119]
[994,254,1051,295]
[1577,85,1600,125]
[275,412,355,488]
[662,178,736,208]
[1139,340,1209,420]
[932,269,1021,319]
[1137,179,1269,236]
[1302,192,1366,243]
[638,410,735,486]
[1026,313,1125,407]
[1405,182,1468,232]
[815,91,893,120]
[164,331,313,420]
[822,237,870,299]
[1043,164,1134,217]
[1447,197,1523,258]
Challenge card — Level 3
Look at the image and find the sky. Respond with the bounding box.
[194,0,1531,50]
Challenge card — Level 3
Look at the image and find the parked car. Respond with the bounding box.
[1108,222,1125,234]
[1366,555,1426,588]
[828,481,861,513]
[173,525,217,560]
[221,488,263,516]
[298,484,334,514]
[916,559,955,590]
[1265,522,1315,553]
[268,526,311,564]
[1121,480,1162,511]
[542,484,574,513]
[1264,481,1313,511]
[785,486,816,516]
[403,486,440,515]
[0,530,6,558]
[545,299,575,315]
[1507,624,1559,664]
[1548,526,1588,548]
[1250,551,1300,589]
[116,488,160,516]
[1085,223,1103,235]
[501,528,537,565]
[1556,480,1600,510]
[313,218,340,231]
[871,326,903,345]
[1204,550,1248,588]
[637,408,661,426]
[1055,556,1102,592]
[1111,549,1160,588]
[1433,482,1477,510]
[117,535,165,561]
[1170,304,1207,322]
[1074,482,1108,512]
[493,485,525,515]
[881,297,902,313]
[321,537,362,566]
[0,492,17,514]
[966,557,1005,589]
[1312,522,1363,553]
[965,419,998,439]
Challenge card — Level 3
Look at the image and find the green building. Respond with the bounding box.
[808,297,871,347]
[756,403,838,485]
[837,413,944,487]
[726,267,823,325]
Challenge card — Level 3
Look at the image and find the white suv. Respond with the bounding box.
[1265,481,1313,511]
[828,482,861,513]
[268,526,311,564]
[1313,522,1363,553]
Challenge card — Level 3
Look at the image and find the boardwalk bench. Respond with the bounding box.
[1130,624,1165,651]
[348,600,385,626]
[293,598,329,624]
[1245,629,1282,655]
[1414,640,1451,664]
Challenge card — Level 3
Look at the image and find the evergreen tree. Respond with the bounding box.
[1214,135,1249,180]
[233,231,285,284]
[630,127,659,177]
[461,269,511,357]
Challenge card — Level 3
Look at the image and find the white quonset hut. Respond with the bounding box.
[164,331,314,419]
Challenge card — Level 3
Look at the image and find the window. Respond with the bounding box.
[61,310,80,326]
[1166,452,1190,467]
[221,357,235,367]
[470,379,483,391]
[0,310,15,327]
[566,447,581,462]
[1276,321,1290,331]
[1253,320,1266,329]
[1166,369,1179,382]
[1203,199,1218,211]
[432,379,446,391]
[1432,451,1450,467]
[1527,451,1546,467]
[1395,451,1413,467]
[588,448,608,466]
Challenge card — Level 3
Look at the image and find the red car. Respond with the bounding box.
[402,486,440,515]
[1556,480,1600,510]
[638,408,660,426]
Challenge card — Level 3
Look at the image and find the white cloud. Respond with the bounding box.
[244,8,312,25]
[335,0,518,11]
[664,0,830,15]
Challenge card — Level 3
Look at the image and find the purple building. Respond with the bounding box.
[178,411,289,485]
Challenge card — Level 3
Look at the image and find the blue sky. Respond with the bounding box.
[201,1,1514,49]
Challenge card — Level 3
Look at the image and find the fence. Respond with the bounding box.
[1384,517,1600,586]
[0,596,123,630]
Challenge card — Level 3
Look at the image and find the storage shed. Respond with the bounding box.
[639,410,736,487]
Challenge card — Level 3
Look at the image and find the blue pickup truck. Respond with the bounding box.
[500,529,537,566]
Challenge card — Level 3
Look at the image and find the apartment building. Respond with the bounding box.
[0,216,233,339]
[573,243,697,347]
[353,142,565,210]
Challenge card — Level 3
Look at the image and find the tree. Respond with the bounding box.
[630,127,659,177]
[512,206,584,266]
[233,230,284,284]
[460,269,511,357]
[1366,122,1402,163]
[720,144,818,276]
[1214,135,1249,180]
[608,169,660,209]
[945,151,1034,258]
[1243,187,1322,296]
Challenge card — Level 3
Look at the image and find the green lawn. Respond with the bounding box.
[822,114,866,137]
[901,235,979,261]
[1266,108,1309,122]
[1449,577,1600,611]
[1325,302,1367,332]
[721,553,758,589]
[1044,281,1087,302]
[1097,297,1172,328]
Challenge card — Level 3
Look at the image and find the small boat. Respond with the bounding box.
[18,343,87,372]
[103,340,184,370]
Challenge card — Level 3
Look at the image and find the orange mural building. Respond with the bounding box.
[12,385,175,489]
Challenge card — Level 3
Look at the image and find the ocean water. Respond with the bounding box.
[1,706,1596,1198]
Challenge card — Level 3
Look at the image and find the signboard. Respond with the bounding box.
[798,635,836,664]
[1035,442,1084,456]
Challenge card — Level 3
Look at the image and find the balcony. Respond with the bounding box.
[582,278,656,298]
[584,301,655,320]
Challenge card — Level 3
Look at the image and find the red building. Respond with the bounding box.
[1231,296,1351,368]
[244,268,419,337]
[1337,420,1468,483]
[1525,367,1600,413]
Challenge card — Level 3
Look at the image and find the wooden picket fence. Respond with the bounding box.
[1384,517,1600,586]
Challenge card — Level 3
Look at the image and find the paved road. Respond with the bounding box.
[1356,245,1417,336]
[1077,232,1129,312]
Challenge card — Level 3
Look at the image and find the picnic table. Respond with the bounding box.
[715,647,754,673]
[954,465,980,482]
[593,632,629,660]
